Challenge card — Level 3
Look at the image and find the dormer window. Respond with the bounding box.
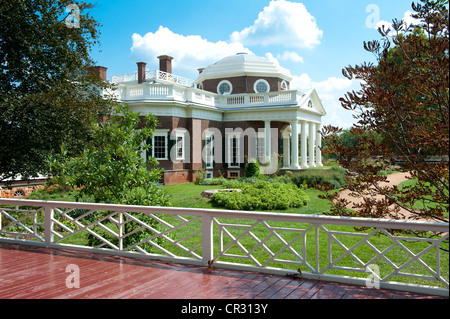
[217,80,232,95]
[254,79,270,93]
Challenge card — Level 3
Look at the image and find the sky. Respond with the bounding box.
[87,0,418,128]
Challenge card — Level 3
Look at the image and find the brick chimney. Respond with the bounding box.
[158,55,174,74]
[137,62,146,84]
[88,66,107,81]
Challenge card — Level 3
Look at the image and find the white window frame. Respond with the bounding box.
[227,133,241,168]
[175,131,185,161]
[254,79,270,93]
[217,80,233,95]
[281,80,288,91]
[255,132,266,162]
[204,132,214,169]
[151,129,169,160]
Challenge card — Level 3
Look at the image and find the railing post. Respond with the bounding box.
[315,224,320,273]
[44,205,54,246]
[202,214,214,267]
[118,212,123,251]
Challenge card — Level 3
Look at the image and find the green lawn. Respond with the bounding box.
[164,182,332,215]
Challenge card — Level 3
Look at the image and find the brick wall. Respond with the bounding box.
[139,114,290,185]
[201,75,289,94]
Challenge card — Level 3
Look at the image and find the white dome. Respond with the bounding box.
[196,53,292,83]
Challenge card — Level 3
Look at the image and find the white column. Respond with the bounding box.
[300,120,308,168]
[315,124,323,167]
[265,120,271,160]
[309,122,316,167]
[290,120,300,169]
[283,133,290,168]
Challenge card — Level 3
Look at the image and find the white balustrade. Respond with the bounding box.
[1,198,448,296]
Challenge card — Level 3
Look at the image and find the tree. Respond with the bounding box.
[320,0,449,229]
[0,0,114,182]
[49,104,169,207]
[50,105,170,250]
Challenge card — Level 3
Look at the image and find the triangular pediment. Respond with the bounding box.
[298,89,326,115]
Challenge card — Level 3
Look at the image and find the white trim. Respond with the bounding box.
[204,132,214,169]
[226,133,241,168]
[175,132,185,161]
[152,130,169,160]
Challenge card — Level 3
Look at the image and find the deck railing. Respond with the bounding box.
[0,198,448,296]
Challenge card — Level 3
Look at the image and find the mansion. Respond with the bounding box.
[93,53,326,185]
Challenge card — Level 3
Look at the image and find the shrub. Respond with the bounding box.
[210,181,308,211]
[291,168,347,190]
[245,161,261,178]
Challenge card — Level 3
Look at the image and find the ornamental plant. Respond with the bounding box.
[210,181,308,211]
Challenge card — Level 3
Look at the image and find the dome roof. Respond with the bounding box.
[195,53,293,83]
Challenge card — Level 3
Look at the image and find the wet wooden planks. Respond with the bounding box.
[0,243,445,299]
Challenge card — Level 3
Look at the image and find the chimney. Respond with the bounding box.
[158,55,174,74]
[197,68,205,74]
[88,66,107,81]
[137,62,146,84]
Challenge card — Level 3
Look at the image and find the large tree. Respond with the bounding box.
[0,0,114,182]
[320,0,449,227]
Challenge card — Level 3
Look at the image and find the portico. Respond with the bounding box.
[285,119,322,170]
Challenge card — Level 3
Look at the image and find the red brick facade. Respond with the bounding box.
[143,115,290,185]
[200,75,289,94]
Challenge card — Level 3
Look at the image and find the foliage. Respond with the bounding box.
[49,104,168,206]
[245,161,261,178]
[0,0,116,182]
[48,104,170,251]
[320,0,449,228]
[210,180,308,211]
[290,167,348,190]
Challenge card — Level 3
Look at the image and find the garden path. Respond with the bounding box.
[338,172,425,220]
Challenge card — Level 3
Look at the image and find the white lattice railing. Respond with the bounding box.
[0,199,448,296]
[111,70,195,87]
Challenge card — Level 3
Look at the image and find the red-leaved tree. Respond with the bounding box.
[320,0,449,235]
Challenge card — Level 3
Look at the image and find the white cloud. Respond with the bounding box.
[375,10,420,32]
[230,0,323,49]
[130,26,252,78]
[291,74,362,128]
[277,51,304,63]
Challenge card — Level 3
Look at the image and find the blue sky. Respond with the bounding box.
[88,0,417,128]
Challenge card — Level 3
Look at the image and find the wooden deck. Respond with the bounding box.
[0,242,446,300]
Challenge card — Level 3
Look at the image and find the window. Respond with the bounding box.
[203,133,214,169]
[205,171,214,179]
[256,133,265,161]
[149,130,169,160]
[175,133,185,161]
[254,79,270,93]
[227,134,241,168]
[217,80,232,95]
[281,80,288,91]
